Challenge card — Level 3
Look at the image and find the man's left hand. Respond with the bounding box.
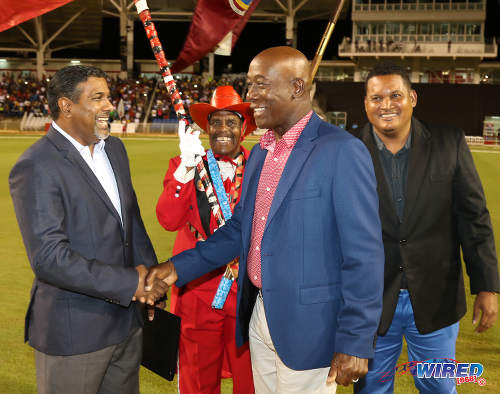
[327,352,368,386]
[472,291,498,333]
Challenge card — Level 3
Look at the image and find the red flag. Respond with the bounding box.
[171,0,261,73]
[0,0,75,32]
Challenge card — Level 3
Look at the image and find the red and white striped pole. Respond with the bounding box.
[134,0,226,228]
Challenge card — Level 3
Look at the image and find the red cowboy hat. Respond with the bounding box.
[190,85,257,138]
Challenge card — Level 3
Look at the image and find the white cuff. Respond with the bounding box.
[173,165,196,184]
[134,0,149,13]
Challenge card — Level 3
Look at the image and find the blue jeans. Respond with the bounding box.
[355,290,459,394]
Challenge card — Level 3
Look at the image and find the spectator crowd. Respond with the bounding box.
[0,72,247,124]
[0,73,49,118]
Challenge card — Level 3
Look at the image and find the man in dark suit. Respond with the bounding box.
[352,62,499,393]
[146,46,385,393]
[9,65,166,393]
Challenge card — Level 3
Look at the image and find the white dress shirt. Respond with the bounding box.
[52,122,123,224]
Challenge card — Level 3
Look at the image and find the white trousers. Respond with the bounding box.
[248,292,337,394]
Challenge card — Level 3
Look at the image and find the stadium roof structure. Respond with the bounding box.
[0,0,348,56]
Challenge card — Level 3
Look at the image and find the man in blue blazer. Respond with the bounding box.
[147,47,385,393]
[9,66,166,393]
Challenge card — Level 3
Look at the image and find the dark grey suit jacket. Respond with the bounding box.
[352,117,499,335]
[9,126,157,356]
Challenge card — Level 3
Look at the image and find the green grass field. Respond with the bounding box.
[1,135,499,393]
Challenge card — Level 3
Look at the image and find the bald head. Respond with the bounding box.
[253,46,312,91]
[247,46,313,136]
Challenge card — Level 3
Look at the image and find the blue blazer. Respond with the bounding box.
[9,127,157,356]
[174,113,384,370]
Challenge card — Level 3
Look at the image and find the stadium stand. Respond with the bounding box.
[0,72,246,129]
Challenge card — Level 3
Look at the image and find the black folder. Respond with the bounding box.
[141,307,181,381]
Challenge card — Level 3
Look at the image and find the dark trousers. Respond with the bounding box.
[35,327,142,394]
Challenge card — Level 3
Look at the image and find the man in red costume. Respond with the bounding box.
[156,86,256,394]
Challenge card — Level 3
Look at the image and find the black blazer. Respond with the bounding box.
[353,118,499,335]
[9,127,157,355]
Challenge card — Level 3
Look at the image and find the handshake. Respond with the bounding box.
[133,260,179,306]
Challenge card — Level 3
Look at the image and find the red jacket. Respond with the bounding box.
[156,147,250,314]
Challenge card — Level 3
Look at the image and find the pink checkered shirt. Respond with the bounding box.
[247,111,313,288]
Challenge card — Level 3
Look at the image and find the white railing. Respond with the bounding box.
[465,136,485,145]
[20,113,52,131]
[135,121,180,134]
[353,1,485,13]
[350,35,483,44]
[0,118,22,131]
[339,39,497,57]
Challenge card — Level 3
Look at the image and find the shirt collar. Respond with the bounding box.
[259,110,313,150]
[371,125,412,152]
[52,121,106,153]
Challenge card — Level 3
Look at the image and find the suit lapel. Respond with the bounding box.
[402,118,431,224]
[46,128,123,228]
[358,124,400,227]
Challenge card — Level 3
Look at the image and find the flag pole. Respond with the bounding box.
[310,0,347,81]
[133,0,227,228]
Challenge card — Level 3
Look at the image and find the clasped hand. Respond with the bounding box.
[132,262,179,321]
[133,264,169,306]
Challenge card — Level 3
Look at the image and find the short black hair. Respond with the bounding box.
[365,62,412,94]
[48,65,107,119]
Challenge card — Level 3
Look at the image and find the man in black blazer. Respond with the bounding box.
[353,62,499,393]
[9,66,166,393]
